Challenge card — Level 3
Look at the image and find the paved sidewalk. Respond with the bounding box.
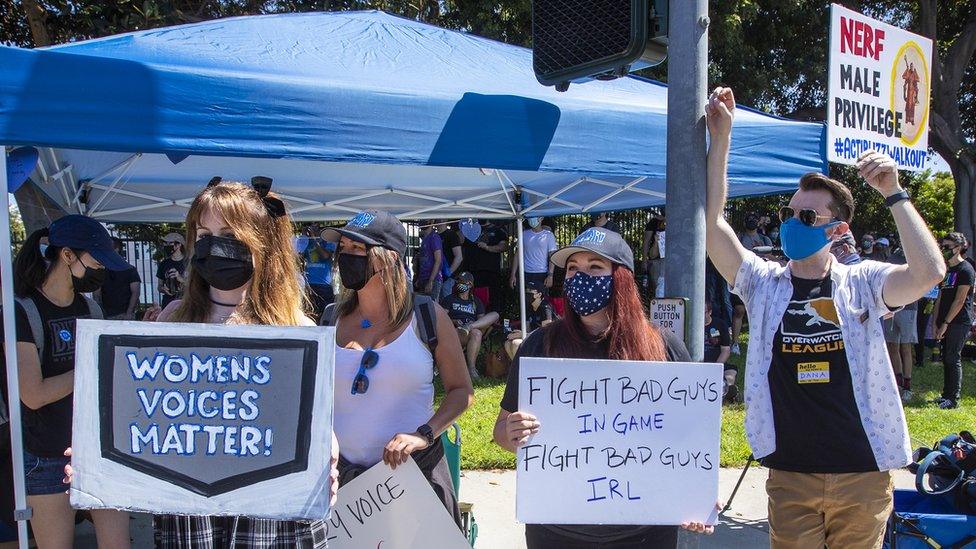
[460,465,917,549]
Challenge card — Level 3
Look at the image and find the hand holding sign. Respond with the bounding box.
[856,150,900,196]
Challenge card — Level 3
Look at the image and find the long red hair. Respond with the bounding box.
[546,265,666,361]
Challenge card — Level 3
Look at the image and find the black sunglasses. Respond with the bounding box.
[778,206,836,227]
[351,348,379,395]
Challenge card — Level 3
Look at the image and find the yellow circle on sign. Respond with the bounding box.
[890,40,929,146]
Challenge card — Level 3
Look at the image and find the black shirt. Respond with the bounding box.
[441,294,485,325]
[762,276,877,473]
[100,265,140,317]
[526,300,555,332]
[704,318,731,363]
[936,260,975,326]
[462,224,508,275]
[500,323,688,544]
[156,257,186,308]
[440,229,462,276]
[8,291,95,457]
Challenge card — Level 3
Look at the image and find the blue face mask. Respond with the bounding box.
[564,272,613,317]
[779,217,840,261]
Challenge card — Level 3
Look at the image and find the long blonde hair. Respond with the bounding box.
[169,182,308,326]
[335,246,413,328]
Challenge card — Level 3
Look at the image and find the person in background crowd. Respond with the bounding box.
[582,211,621,234]
[95,237,141,320]
[873,237,892,261]
[441,271,499,380]
[643,214,666,298]
[504,282,557,360]
[915,284,940,368]
[932,232,974,410]
[141,179,340,547]
[9,217,131,549]
[322,210,472,525]
[438,221,464,299]
[706,257,733,326]
[860,233,877,258]
[509,217,556,292]
[830,230,863,265]
[415,220,443,299]
[461,219,509,314]
[706,87,945,549]
[704,301,738,404]
[493,227,712,547]
[883,248,918,402]
[767,223,781,246]
[299,222,337,323]
[730,213,772,355]
[156,232,186,309]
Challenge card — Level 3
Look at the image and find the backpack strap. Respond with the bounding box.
[319,303,338,327]
[412,294,438,355]
[83,295,103,320]
[13,297,44,360]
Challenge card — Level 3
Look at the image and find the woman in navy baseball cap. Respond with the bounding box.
[10,215,131,547]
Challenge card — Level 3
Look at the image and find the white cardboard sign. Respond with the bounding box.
[71,320,335,520]
[649,298,686,343]
[516,358,721,525]
[827,3,933,171]
[324,460,470,549]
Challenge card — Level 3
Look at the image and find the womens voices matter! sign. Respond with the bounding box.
[516,358,722,526]
[70,320,335,520]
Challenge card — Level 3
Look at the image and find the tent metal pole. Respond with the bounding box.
[665,0,708,361]
[1,150,32,549]
[516,214,528,341]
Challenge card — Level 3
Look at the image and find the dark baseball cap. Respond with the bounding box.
[321,209,407,258]
[550,227,634,272]
[47,215,129,271]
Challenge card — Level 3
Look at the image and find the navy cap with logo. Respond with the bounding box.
[550,227,634,272]
[47,215,129,271]
[321,210,407,258]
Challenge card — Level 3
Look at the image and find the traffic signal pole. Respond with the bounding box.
[665,0,708,361]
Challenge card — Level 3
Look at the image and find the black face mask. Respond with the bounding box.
[337,253,371,291]
[72,258,107,293]
[164,245,176,256]
[192,235,254,291]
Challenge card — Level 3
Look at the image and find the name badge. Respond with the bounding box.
[797,362,830,384]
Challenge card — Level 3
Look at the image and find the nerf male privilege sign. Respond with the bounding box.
[71,320,335,520]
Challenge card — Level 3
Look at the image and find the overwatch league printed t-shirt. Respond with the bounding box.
[762,276,878,473]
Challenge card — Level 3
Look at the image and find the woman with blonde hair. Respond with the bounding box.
[320,209,473,526]
[68,178,339,548]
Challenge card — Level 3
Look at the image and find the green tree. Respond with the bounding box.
[912,171,956,237]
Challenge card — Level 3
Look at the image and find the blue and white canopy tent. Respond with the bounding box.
[0,11,825,544]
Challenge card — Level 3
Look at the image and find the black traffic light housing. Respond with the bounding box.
[532,0,668,91]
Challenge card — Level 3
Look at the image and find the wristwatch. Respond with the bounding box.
[417,424,435,446]
[884,189,910,208]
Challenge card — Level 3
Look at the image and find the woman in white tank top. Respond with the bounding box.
[321,210,473,523]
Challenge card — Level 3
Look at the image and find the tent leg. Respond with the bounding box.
[516,218,527,338]
[1,150,31,549]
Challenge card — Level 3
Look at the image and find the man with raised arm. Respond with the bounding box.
[704,87,945,549]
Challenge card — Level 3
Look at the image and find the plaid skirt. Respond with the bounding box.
[153,515,328,549]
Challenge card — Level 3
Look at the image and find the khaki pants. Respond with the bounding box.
[767,469,893,549]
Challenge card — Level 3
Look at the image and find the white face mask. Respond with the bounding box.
[38,244,48,256]
[527,218,542,229]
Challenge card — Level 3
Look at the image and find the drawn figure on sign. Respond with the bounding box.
[11,215,132,547]
[902,59,920,125]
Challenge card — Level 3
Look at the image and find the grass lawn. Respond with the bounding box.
[438,342,976,470]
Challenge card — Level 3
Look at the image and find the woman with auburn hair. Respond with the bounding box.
[492,227,713,548]
[319,209,473,526]
[67,179,339,548]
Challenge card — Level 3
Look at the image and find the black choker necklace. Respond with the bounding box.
[209,297,241,307]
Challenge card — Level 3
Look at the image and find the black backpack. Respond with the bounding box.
[911,431,976,514]
[319,294,438,355]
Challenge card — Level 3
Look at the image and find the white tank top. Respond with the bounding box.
[333,315,435,466]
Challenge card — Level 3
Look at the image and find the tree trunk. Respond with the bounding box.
[949,154,976,249]
[20,0,51,47]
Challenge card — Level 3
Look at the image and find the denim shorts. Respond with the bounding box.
[23,450,70,496]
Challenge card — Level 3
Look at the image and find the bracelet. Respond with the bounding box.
[884,190,910,208]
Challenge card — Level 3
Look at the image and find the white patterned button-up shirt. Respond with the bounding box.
[732,252,912,471]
